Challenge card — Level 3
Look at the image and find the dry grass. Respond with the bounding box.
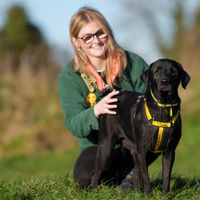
[0,64,78,157]
[0,59,199,157]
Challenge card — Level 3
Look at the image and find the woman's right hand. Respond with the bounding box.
[93,90,119,118]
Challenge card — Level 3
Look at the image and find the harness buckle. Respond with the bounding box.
[148,118,154,126]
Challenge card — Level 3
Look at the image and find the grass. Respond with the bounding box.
[0,175,199,200]
[0,109,199,199]
[0,148,199,200]
[0,151,77,179]
[0,62,199,199]
[0,90,200,199]
[0,71,77,157]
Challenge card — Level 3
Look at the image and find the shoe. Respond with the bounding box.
[120,170,134,191]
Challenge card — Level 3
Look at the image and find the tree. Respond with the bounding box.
[120,0,200,74]
[159,3,184,60]
[160,3,200,74]
[0,4,48,71]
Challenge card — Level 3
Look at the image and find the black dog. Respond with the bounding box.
[91,59,190,194]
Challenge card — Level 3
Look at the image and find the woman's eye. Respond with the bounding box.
[96,30,106,38]
[82,35,93,43]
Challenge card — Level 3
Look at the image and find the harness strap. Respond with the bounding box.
[150,90,178,108]
[155,127,164,151]
[144,99,180,128]
[143,97,180,152]
[171,109,180,125]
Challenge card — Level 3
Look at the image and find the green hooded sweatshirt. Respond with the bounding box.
[58,51,149,151]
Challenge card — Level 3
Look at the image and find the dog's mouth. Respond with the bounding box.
[159,86,172,97]
[159,85,170,92]
[160,90,170,97]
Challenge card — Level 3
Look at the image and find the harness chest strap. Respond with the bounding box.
[144,98,180,152]
[144,99,180,128]
[155,127,164,151]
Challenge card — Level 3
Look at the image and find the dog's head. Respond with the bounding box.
[142,59,190,102]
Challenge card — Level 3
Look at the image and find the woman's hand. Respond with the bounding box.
[94,90,119,118]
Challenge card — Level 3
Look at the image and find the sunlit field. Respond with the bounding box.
[0,65,199,199]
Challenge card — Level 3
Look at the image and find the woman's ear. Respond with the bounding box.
[71,37,79,49]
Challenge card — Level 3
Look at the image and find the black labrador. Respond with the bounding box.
[91,58,190,194]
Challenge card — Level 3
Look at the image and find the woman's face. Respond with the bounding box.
[74,21,108,60]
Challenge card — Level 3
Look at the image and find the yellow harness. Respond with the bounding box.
[144,90,180,152]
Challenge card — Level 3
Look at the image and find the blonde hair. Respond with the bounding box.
[70,6,127,88]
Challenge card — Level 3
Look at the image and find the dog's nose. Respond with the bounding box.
[161,79,169,84]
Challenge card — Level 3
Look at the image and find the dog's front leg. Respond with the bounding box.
[91,140,112,187]
[162,150,175,193]
[136,149,152,194]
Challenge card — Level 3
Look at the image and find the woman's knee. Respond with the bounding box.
[73,168,92,188]
[73,146,97,188]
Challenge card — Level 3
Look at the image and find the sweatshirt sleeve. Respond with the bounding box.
[126,51,149,93]
[58,66,99,138]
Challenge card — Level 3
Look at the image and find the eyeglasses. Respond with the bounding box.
[77,29,107,44]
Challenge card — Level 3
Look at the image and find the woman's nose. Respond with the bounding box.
[93,35,101,43]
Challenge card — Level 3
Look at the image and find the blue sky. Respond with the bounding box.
[0,0,200,63]
[0,1,117,47]
[0,0,126,60]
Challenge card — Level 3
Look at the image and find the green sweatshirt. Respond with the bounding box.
[58,51,149,151]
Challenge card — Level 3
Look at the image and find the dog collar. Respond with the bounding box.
[150,90,178,108]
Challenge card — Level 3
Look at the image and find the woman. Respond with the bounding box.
[58,6,149,188]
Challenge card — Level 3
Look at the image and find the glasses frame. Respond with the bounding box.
[77,29,107,44]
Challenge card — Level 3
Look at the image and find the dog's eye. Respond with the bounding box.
[155,66,162,74]
[170,68,178,76]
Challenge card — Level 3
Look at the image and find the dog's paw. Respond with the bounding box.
[90,176,99,188]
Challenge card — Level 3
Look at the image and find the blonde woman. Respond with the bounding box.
[58,7,149,188]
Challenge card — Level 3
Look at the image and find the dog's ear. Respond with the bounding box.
[181,69,191,89]
[141,69,149,87]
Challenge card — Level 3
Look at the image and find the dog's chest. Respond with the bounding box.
[138,101,180,153]
[148,124,174,152]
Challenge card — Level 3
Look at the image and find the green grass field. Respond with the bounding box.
[1,106,200,199]
[0,69,199,199]
[0,155,199,200]
[0,131,200,200]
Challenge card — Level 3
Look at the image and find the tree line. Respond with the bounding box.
[0,5,58,74]
[1,2,200,75]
